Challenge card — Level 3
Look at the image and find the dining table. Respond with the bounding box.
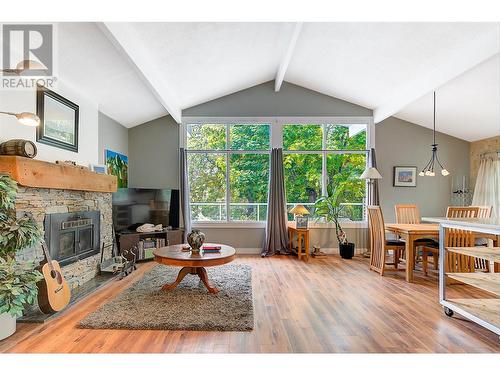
[384,223,440,282]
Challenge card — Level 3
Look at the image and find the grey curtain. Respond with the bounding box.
[262,148,289,257]
[370,148,380,205]
[180,148,191,242]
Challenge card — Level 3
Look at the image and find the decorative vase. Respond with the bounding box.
[339,242,355,259]
[187,229,205,252]
[0,313,16,341]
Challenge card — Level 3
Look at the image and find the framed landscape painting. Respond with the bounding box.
[393,166,417,187]
[36,86,79,152]
[105,149,128,188]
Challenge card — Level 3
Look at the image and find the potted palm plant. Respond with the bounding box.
[313,183,356,259]
[0,174,43,340]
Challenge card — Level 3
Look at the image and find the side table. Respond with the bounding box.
[288,225,310,261]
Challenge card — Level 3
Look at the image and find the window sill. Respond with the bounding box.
[193,221,267,229]
[192,221,368,229]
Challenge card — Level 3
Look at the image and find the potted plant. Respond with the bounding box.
[313,183,356,259]
[0,175,43,340]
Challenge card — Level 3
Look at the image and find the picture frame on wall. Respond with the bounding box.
[105,149,128,188]
[393,166,417,187]
[36,85,79,152]
[90,164,107,174]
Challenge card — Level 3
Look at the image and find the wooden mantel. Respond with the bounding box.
[0,156,117,193]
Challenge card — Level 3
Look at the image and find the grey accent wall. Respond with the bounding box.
[376,117,470,223]
[184,81,372,117]
[128,115,180,189]
[98,112,128,164]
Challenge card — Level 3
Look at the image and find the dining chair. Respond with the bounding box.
[446,206,479,218]
[394,204,439,275]
[472,205,492,271]
[395,204,421,224]
[476,206,492,219]
[368,206,405,276]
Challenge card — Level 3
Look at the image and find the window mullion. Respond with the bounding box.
[322,124,328,197]
[226,125,231,222]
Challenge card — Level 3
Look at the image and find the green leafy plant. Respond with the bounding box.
[0,258,42,317]
[0,174,43,317]
[313,180,357,245]
[0,214,42,259]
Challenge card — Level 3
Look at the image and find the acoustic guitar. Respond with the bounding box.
[37,241,71,314]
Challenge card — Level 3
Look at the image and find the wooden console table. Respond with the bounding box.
[288,225,310,261]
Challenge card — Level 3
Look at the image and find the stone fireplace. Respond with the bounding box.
[44,210,101,267]
[15,187,113,289]
[0,156,118,291]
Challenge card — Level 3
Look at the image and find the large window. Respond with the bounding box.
[284,123,367,221]
[186,123,270,221]
[185,119,370,223]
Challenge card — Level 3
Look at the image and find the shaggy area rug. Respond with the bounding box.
[78,264,253,331]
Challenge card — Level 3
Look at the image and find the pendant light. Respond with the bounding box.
[419,91,449,177]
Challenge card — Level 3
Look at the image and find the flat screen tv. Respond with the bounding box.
[112,188,180,232]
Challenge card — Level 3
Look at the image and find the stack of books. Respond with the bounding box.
[137,237,167,260]
[202,245,222,253]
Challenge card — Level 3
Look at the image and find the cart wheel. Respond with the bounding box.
[444,307,454,317]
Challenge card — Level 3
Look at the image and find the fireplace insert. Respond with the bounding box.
[44,211,100,266]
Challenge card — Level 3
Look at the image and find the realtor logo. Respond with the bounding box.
[2,24,53,75]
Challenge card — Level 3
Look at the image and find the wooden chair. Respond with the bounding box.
[476,206,492,219]
[472,205,492,271]
[395,204,439,275]
[395,204,421,224]
[368,206,405,276]
[424,206,477,276]
[446,206,479,219]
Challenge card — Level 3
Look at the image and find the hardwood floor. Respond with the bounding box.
[1,255,499,353]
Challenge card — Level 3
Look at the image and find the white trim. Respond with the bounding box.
[193,221,267,229]
[192,221,367,229]
[183,116,374,223]
[275,22,303,92]
[234,247,369,255]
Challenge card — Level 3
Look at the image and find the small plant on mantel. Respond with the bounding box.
[0,174,43,340]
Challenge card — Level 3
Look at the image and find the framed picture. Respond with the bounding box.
[36,85,79,152]
[105,149,128,188]
[90,164,107,174]
[296,216,309,229]
[393,166,417,187]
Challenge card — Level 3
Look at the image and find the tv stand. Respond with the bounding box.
[115,228,184,261]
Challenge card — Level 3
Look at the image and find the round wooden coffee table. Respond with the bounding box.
[153,243,236,294]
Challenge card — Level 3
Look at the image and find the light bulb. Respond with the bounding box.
[418,171,425,177]
[429,171,435,177]
[15,112,40,127]
[424,170,432,176]
[441,169,449,176]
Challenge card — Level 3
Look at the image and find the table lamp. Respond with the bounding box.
[289,204,310,229]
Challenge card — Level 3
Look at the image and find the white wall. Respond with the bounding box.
[0,81,99,165]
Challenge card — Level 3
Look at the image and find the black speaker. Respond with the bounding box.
[169,189,180,229]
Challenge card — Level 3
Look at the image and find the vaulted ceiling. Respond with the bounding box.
[56,22,500,141]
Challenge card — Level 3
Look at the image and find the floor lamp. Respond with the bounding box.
[359,166,382,258]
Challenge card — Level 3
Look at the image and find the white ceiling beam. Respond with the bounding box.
[373,25,500,124]
[275,22,303,92]
[99,22,182,124]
